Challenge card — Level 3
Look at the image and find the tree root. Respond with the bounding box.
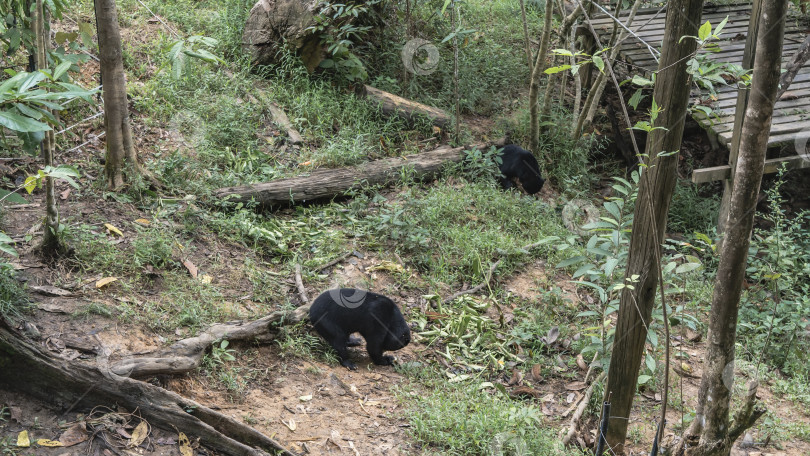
[0,319,299,456]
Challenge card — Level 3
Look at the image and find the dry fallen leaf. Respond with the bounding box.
[59,188,71,200]
[199,274,213,284]
[17,430,30,447]
[134,218,150,226]
[576,354,588,371]
[129,421,148,448]
[36,439,63,447]
[182,259,198,278]
[95,277,118,289]
[565,381,587,391]
[299,395,313,402]
[178,432,192,456]
[531,364,542,382]
[282,419,297,431]
[17,431,31,448]
[104,223,123,237]
[30,285,73,297]
[57,422,89,447]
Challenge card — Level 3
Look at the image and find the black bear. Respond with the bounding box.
[309,288,411,370]
[497,144,545,195]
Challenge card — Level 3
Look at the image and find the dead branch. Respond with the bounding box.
[110,306,310,378]
[776,33,810,101]
[294,263,309,304]
[562,371,607,446]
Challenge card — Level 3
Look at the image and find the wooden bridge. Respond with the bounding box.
[590,1,810,184]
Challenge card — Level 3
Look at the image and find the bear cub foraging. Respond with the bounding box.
[497,144,545,195]
[309,288,411,370]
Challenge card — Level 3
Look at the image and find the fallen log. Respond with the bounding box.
[358,84,451,128]
[0,318,297,456]
[110,305,310,378]
[214,139,505,206]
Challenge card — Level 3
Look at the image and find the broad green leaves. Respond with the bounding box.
[545,47,609,76]
[164,36,224,79]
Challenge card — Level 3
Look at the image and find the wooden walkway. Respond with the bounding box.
[591,3,810,149]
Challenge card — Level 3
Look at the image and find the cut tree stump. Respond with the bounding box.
[0,318,298,456]
[213,139,505,206]
[358,84,451,128]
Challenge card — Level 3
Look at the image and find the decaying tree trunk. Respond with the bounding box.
[242,0,323,70]
[603,0,705,452]
[683,2,786,454]
[112,306,310,377]
[0,319,296,456]
[213,139,505,206]
[358,85,451,128]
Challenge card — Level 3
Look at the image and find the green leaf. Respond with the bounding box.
[556,255,586,268]
[592,55,604,73]
[551,48,574,57]
[0,241,18,257]
[0,110,51,132]
[19,71,47,92]
[698,20,711,41]
[544,64,571,75]
[0,189,27,204]
[319,58,335,69]
[675,261,702,274]
[52,61,73,81]
[0,71,28,93]
[24,175,39,193]
[7,27,21,54]
[637,374,652,385]
[631,74,654,86]
[628,88,645,110]
[14,103,44,120]
[714,16,728,37]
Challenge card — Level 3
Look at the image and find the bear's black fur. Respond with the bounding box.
[498,144,545,195]
[309,288,411,370]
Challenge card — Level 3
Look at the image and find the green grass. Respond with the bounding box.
[356,178,570,285]
[395,367,576,455]
[0,271,28,320]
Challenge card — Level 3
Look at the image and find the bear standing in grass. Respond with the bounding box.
[497,144,545,195]
[309,288,411,370]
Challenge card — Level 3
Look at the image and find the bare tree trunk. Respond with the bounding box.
[34,0,61,255]
[452,0,460,144]
[529,0,554,154]
[95,0,144,191]
[686,2,787,454]
[603,0,704,452]
[519,0,532,70]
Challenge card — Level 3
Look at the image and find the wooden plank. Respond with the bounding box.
[692,154,810,183]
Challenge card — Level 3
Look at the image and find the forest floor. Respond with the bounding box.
[3,0,810,454]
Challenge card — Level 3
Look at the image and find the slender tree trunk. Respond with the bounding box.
[573,0,643,139]
[95,0,141,190]
[34,0,61,255]
[452,0,460,144]
[687,2,787,454]
[603,0,704,452]
[519,0,532,70]
[529,0,553,154]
